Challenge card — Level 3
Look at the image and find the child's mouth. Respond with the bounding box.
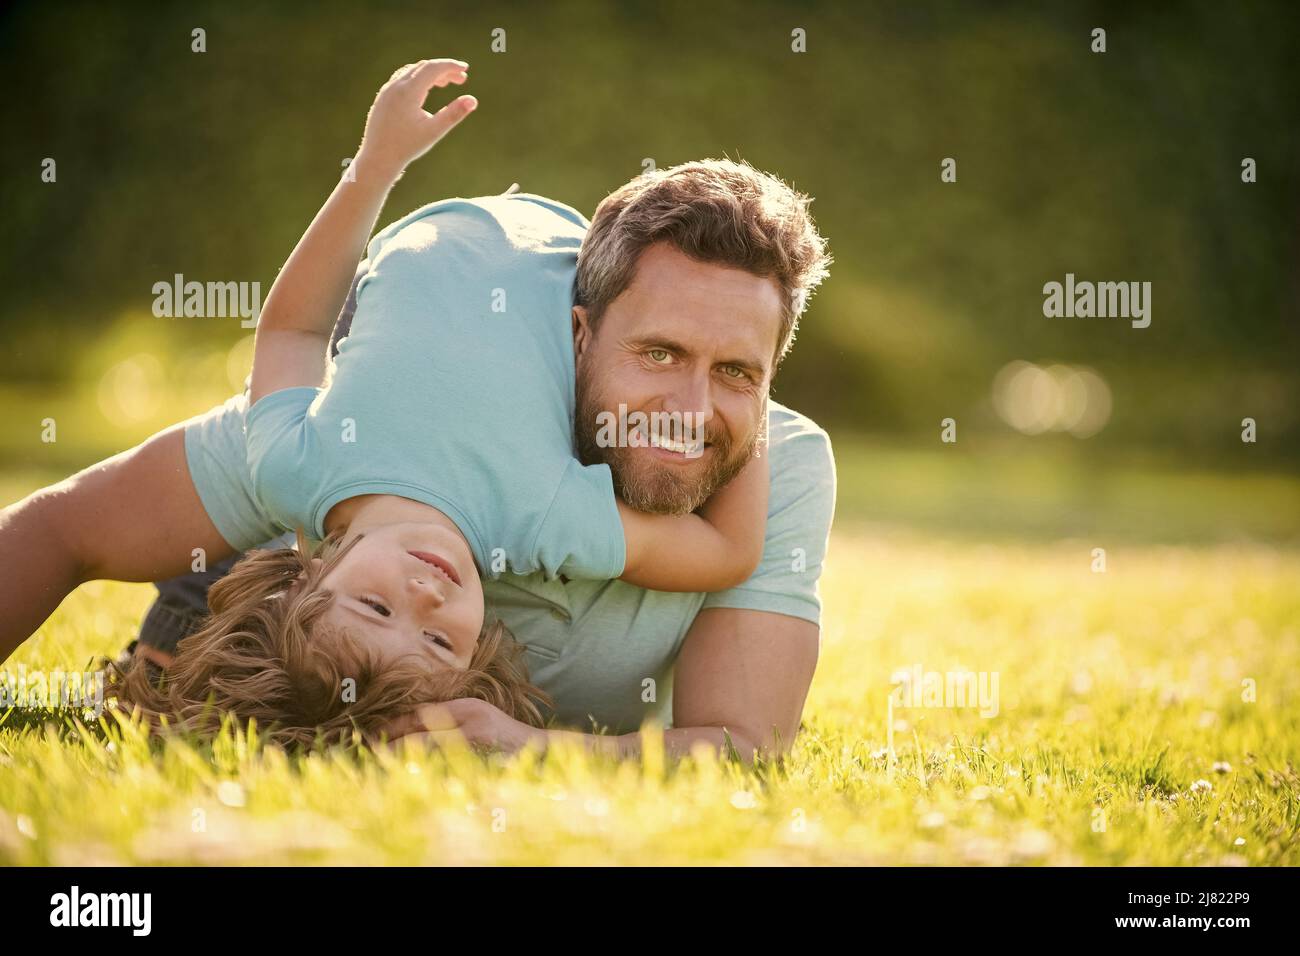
[408,550,462,587]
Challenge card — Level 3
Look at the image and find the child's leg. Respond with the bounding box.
[0,421,234,661]
[136,550,245,660]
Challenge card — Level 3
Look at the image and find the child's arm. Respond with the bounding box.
[249,58,476,405]
[617,449,769,592]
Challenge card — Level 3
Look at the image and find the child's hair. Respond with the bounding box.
[108,529,550,749]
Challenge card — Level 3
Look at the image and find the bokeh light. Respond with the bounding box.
[226,334,256,391]
[992,362,1111,438]
[96,353,164,427]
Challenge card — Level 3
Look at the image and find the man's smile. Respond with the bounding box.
[640,433,711,463]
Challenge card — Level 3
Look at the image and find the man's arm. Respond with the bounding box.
[545,608,818,760]
[392,612,817,761]
[0,423,236,661]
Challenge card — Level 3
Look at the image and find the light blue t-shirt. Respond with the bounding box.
[231,194,625,581]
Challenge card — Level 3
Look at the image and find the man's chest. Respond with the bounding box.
[482,574,707,731]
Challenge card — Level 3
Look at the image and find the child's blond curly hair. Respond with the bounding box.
[109,530,549,748]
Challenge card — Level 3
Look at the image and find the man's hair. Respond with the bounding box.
[575,157,831,366]
[108,530,549,749]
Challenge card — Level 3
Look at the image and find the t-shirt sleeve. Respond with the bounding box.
[701,418,837,625]
[243,386,323,536]
[182,393,285,552]
[532,459,627,581]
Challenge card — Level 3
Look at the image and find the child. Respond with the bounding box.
[0,58,767,747]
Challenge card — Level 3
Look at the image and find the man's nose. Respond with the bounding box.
[661,370,715,425]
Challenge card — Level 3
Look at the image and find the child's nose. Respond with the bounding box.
[408,576,447,607]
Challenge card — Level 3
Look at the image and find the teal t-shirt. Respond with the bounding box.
[241,194,626,581]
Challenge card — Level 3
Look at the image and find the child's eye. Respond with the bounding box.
[361,597,391,617]
[424,632,453,651]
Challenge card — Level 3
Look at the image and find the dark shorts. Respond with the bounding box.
[135,553,244,654]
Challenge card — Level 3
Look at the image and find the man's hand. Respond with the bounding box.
[379,698,546,754]
[356,58,476,180]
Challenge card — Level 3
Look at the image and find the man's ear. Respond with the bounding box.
[572,305,593,363]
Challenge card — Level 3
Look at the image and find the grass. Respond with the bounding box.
[2,525,1298,865]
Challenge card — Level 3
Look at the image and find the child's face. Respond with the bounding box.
[316,522,485,670]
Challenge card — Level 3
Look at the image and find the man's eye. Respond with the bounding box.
[722,365,747,380]
[647,349,672,364]
[361,597,391,617]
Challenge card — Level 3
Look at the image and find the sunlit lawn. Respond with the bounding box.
[2,521,1297,865]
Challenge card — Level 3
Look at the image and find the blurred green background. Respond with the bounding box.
[1,0,1296,543]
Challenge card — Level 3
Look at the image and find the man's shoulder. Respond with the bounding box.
[763,400,836,529]
[699,400,836,623]
[766,400,835,470]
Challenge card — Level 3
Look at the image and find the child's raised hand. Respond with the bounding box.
[356,59,476,179]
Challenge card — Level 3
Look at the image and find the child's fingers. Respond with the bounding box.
[408,58,470,92]
[421,93,478,141]
[385,61,423,86]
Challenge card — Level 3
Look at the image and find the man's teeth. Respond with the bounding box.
[648,433,696,454]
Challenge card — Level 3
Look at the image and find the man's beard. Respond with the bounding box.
[573,362,761,516]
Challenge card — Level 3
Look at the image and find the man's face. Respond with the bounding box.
[573,242,783,515]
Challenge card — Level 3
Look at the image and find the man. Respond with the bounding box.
[133,159,836,759]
